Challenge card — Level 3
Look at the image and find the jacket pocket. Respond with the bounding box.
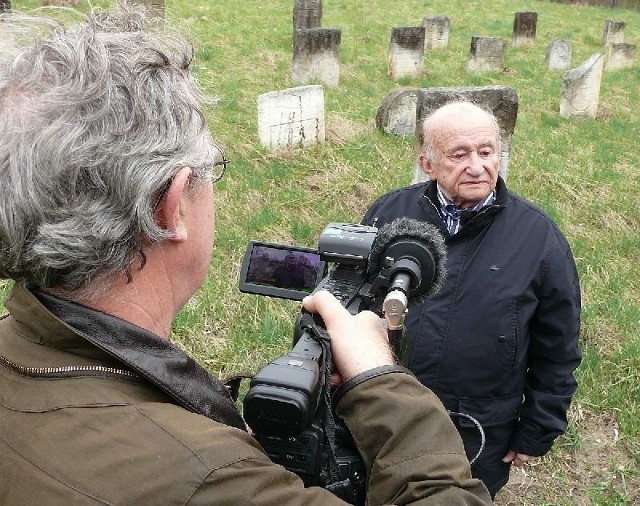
[457,393,523,428]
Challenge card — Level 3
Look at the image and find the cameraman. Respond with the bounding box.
[0,4,490,504]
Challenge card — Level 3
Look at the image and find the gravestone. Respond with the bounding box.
[546,39,572,70]
[560,53,604,120]
[412,86,518,183]
[257,85,325,150]
[388,27,425,79]
[605,43,635,70]
[603,19,625,45]
[512,12,538,47]
[467,36,505,72]
[292,28,341,87]
[375,87,421,135]
[422,15,450,50]
[293,0,322,31]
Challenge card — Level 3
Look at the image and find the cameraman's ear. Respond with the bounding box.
[154,167,192,242]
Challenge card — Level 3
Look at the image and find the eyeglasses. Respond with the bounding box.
[152,144,230,210]
[210,142,230,184]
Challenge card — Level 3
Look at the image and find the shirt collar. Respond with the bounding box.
[436,184,496,216]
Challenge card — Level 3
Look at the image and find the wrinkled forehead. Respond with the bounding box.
[428,106,500,149]
[438,122,499,150]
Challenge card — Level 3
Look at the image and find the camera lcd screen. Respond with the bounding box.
[239,241,325,301]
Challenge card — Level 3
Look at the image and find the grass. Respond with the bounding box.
[3,0,640,503]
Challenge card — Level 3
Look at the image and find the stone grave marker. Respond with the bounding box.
[292,28,341,87]
[388,27,425,79]
[467,36,505,72]
[560,53,604,120]
[603,19,625,45]
[605,43,635,70]
[412,86,518,183]
[512,12,538,47]
[375,87,421,136]
[257,85,325,150]
[546,39,572,70]
[422,15,450,50]
[293,0,322,31]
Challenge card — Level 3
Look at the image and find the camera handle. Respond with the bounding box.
[299,312,361,504]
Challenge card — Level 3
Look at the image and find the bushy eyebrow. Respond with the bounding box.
[445,140,497,154]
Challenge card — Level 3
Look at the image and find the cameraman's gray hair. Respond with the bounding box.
[420,101,501,162]
[0,2,220,297]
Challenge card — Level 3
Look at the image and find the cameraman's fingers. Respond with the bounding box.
[302,290,348,319]
[303,291,395,381]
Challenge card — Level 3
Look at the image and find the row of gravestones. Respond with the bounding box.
[257,3,634,168]
[291,2,635,79]
[257,84,518,183]
[28,0,618,183]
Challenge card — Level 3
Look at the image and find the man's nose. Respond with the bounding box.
[466,151,485,176]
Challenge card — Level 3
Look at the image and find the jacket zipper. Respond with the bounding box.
[0,353,139,380]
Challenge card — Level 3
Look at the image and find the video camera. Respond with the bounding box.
[238,219,446,504]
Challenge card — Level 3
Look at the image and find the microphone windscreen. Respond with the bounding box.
[369,217,447,301]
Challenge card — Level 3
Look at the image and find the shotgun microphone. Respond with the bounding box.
[368,217,447,330]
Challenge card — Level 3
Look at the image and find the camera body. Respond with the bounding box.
[239,223,382,503]
[238,218,447,502]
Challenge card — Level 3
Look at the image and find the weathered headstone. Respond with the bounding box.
[388,27,425,79]
[603,19,625,45]
[512,12,538,47]
[292,28,341,87]
[375,87,421,135]
[546,39,572,70]
[560,53,604,120]
[605,42,635,70]
[467,36,505,72]
[422,15,450,50]
[412,86,518,183]
[293,0,322,31]
[257,85,325,150]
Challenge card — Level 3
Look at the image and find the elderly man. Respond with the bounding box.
[0,4,491,504]
[362,101,582,498]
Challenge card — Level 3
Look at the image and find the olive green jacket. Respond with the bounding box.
[0,284,490,505]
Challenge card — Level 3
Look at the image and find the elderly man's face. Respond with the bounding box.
[420,111,500,209]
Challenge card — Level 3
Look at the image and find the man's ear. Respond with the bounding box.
[155,167,192,242]
[419,154,436,181]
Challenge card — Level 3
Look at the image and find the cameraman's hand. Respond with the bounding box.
[302,290,395,386]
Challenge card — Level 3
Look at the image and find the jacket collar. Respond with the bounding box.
[8,284,246,430]
[422,177,508,238]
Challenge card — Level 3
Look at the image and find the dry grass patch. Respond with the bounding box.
[496,407,637,506]
[326,114,374,144]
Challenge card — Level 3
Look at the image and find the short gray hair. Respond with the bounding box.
[421,101,501,162]
[0,2,220,296]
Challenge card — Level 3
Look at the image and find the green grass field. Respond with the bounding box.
[1,0,639,503]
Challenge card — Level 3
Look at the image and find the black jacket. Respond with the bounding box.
[362,178,582,457]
